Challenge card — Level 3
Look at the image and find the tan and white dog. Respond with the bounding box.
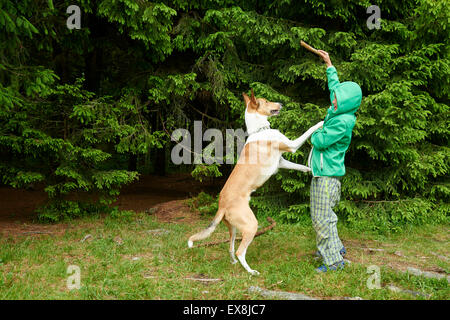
[188,89,323,275]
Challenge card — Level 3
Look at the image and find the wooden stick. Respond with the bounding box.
[185,277,223,282]
[196,217,276,247]
[300,40,319,55]
[20,231,53,235]
[248,286,318,300]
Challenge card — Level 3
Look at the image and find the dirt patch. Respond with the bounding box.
[114,173,223,213]
[0,173,223,236]
[0,199,201,238]
[0,186,49,237]
[151,200,201,224]
[0,219,108,240]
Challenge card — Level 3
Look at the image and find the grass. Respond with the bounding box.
[0,210,448,300]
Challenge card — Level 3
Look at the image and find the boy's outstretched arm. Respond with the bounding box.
[311,117,347,150]
[317,50,340,91]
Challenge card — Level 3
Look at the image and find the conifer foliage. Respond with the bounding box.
[0,0,448,226]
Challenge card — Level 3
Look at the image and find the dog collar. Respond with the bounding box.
[248,125,271,135]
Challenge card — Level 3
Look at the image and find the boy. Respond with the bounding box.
[307,50,362,272]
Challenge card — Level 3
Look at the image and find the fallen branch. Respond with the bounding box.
[20,231,53,235]
[185,277,223,282]
[386,285,431,298]
[196,217,276,247]
[248,286,318,300]
[406,267,450,283]
[347,246,385,252]
[366,248,385,252]
[431,252,449,262]
[80,234,93,242]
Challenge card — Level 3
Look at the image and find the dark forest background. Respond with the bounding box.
[0,0,448,229]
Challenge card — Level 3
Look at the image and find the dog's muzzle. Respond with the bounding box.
[270,103,282,115]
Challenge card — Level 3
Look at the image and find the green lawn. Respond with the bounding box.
[0,209,448,300]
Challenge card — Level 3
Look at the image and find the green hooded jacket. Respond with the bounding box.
[308,66,362,177]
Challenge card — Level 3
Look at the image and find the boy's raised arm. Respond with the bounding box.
[317,50,340,91]
[326,66,340,91]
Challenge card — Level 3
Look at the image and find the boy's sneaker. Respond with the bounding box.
[316,260,345,273]
[314,247,347,259]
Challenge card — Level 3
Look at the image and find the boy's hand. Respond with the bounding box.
[317,50,332,68]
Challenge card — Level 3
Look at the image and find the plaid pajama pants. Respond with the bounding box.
[310,176,344,266]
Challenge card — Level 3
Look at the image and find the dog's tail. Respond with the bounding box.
[187,208,226,248]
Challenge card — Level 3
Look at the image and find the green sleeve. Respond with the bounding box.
[326,66,340,91]
[311,117,347,150]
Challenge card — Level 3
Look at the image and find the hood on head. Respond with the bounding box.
[328,81,362,118]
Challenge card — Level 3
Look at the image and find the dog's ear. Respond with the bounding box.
[242,92,250,106]
[250,88,256,104]
[243,89,258,110]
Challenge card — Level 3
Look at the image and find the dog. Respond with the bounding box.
[187,89,323,275]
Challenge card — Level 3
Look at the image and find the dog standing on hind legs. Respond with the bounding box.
[188,89,323,275]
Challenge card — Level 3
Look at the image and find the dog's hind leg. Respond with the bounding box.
[223,219,238,264]
[234,210,259,275]
[237,230,259,275]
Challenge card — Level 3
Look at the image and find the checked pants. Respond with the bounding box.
[310,176,344,266]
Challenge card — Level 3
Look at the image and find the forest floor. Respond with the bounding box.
[0,175,448,300]
[0,173,223,236]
